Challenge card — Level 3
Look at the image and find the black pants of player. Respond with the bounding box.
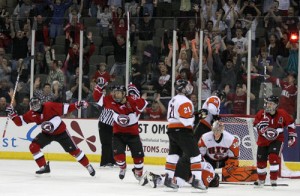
[167,128,200,168]
[173,123,212,181]
[98,121,115,166]
[256,140,283,162]
[34,131,78,152]
[112,133,144,158]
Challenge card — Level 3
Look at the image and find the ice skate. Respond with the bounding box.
[119,168,126,180]
[270,180,277,187]
[147,172,162,188]
[36,161,50,175]
[164,173,179,191]
[254,180,265,188]
[86,164,96,176]
[139,171,149,186]
[191,175,207,192]
[132,168,143,181]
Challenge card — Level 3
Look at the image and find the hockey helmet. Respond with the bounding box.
[265,95,279,114]
[112,85,126,103]
[214,90,226,100]
[30,97,42,112]
[174,79,193,95]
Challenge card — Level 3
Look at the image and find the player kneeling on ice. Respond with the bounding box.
[253,95,297,187]
[5,97,95,176]
[198,121,257,183]
[140,161,215,191]
[93,78,148,180]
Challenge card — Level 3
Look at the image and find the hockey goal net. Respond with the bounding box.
[220,114,300,179]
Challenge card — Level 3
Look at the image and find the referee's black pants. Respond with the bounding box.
[98,121,115,166]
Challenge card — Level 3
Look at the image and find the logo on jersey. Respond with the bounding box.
[117,114,130,127]
[263,127,279,141]
[41,121,54,133]
[70,121,97,152]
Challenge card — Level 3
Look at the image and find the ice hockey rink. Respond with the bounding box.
[0,160,300,196]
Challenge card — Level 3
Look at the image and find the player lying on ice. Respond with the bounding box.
[6,97,95,176]
[139,121,257,189]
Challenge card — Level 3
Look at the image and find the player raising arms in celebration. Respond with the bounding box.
[93,78,148,181]
[164,79,210,191]
[253,95,297,187]
[5,97,95,176]
[199,120,257,183]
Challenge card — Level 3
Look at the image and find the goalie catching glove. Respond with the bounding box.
[75,100,89,109]
[6,105,18,119]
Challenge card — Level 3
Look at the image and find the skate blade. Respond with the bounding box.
[163,187,178,192]
[35,173,51,177]
[191,189,208,193]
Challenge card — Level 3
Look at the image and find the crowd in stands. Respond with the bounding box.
[0,0,299,120]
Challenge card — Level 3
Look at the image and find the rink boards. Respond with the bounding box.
[0,117,299,170]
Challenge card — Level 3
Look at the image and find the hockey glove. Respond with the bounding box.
[75,100,89,109]
[6,105,17,119]
[97,77,108,89]
[195,109,208,119]
[128,83,140,98]
[288,132,297,147]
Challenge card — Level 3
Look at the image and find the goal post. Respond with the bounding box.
[220,114,300,179]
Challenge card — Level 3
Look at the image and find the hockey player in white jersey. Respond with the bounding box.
[199,121,257,182]
[164,79,208,191]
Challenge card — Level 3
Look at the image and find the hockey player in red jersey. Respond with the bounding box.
[93,78,148,181]
[5,97,95,176]
[199,121,257,182]
[253,95,297,187]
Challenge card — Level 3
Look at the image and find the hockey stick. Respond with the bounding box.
[219,182,288,186]
[2,57,32,138]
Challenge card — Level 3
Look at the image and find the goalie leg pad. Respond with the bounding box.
[222,166,258,182]
[269,153,280,181]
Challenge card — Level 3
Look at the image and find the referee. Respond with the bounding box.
[98,105,115,167]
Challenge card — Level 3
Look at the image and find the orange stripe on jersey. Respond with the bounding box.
[165,163,176,171]
[229,137,240,158]
[207,97,220,108]
[198,138,205,148]
[168,123,193,129]
[178,102,193,119]
[191,162,202,171]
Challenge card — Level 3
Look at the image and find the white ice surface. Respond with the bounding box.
[0,160,300,196]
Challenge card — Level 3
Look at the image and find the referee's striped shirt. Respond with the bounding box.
[99,107,114,126]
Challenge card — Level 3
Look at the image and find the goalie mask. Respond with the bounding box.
[265,95,279,114]
[212,121,224,135]
[112,85,126,103]
[174,79,193,95]
[30,97,42,112]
